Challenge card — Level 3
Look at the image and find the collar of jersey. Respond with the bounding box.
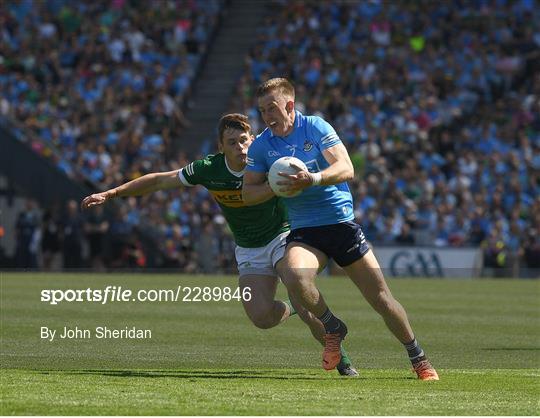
[224,155,244,177]
[268,110,303,139]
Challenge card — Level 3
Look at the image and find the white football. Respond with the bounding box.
[268,156,308,198]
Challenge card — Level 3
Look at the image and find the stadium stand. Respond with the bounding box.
[1,0,538,276]
[232,0,539,276]
[0,0,229,270]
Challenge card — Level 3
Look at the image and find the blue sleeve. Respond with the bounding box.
[308,116,342,150]
[246,137,268,173]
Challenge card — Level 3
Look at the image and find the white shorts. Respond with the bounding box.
[235,231,289,277]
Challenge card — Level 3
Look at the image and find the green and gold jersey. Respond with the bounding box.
[179,153,289,248]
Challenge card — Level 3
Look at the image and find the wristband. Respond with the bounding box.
[310,172,322,186]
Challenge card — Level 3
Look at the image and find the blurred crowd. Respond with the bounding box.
[1,0,233,271]
[6,196,235,272]
[1,0,221,180]
[232,0,540,274]
[2,0,539,274]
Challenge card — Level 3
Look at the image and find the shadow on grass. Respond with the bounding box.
[33,369,414,381]
[481,348,540,351]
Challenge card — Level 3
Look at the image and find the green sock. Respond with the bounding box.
[284,300,297,316]
[339,344,352,368]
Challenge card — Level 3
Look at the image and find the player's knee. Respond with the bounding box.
[249,313,276,329]
[279,270,298,286]
[244,305,277,329]
[280,272,312,294]
[281,279,302,297]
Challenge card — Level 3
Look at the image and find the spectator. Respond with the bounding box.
[84,205,109,271]
[61,199,84,269]
[108,206,133,268]
[195,222,219,273]
[482,229,509,277]
[522,229,540,274]
[15,199,40,268]
[41,207,61,270]
[395,223,415,246]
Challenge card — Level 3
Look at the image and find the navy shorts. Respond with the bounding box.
[285,221,371,267]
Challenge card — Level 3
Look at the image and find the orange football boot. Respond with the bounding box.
[322,322,348,371]
[413,359,439,381]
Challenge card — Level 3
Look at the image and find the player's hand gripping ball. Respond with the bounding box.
[268,156,308,198]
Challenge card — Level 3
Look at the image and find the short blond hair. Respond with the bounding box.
[256,78,295,100]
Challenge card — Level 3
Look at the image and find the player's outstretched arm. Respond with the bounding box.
[81,170,181,209]
[242,171,275,206]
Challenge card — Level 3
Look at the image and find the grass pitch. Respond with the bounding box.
[1,273,539,415]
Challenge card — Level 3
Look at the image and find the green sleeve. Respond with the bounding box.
[179,159,210,187]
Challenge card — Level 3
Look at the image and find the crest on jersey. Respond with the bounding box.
[303,140,313,152]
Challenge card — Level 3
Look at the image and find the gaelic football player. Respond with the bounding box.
[243,79,438,380]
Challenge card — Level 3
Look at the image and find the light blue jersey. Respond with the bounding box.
[246,111,354,230]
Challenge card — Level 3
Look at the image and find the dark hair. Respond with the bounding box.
[217,113,252,141]
[256,78,295,99]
